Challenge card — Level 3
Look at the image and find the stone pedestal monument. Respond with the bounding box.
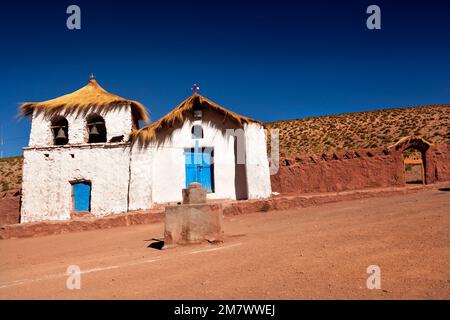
[164,183,223,247]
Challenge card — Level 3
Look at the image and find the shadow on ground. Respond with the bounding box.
[147,239,164,250]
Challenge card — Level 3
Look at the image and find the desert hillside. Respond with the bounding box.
[266,104,450,156]
[0,156,23,192]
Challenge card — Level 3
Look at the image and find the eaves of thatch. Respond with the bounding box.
[131,93,261,145]
[20,76,149,124]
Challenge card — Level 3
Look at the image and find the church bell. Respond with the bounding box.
[56,128,67,139]
[89,124,99,135]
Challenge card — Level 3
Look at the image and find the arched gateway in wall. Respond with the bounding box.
[389,136,433,185]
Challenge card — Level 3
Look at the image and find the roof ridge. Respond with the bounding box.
[19,78,149,123]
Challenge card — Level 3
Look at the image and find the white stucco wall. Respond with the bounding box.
[28,112,55,147]
[28,106,133,147]
[128,145,153,211]
[149,110,237,204]
[128,110,271,207]
[244,123,272,199]
[21,143,131,223]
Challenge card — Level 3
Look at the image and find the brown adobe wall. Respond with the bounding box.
[0,190,21,226]
[271,141,450,195]
[425,140,450,184]
[271,147,405,194]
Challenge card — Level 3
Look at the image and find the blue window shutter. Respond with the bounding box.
[73,182,91,212]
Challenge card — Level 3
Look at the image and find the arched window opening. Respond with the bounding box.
[86,114,107,143]
[51,116,69,145]
[191,125,204,139]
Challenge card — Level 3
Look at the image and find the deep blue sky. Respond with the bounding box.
[1,0,449,157]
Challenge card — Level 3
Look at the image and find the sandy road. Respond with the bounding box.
[0,187,449,299]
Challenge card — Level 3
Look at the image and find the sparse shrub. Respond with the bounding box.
[0,180,10,192]
[146,104,450,157]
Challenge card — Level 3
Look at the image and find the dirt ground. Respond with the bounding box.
[0,187,449,299]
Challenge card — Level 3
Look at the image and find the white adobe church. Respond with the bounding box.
[19,76,271,223]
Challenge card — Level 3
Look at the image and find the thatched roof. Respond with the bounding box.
[131,93,260,145]
[20,77,149,123]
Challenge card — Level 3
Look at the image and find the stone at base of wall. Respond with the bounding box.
[0,209,164,240]
[222,184,438,216]
[1,183,448,240]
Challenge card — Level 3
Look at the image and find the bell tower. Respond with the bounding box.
[19,76,148,223]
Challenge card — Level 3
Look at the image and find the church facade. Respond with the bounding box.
[20,77,271,223]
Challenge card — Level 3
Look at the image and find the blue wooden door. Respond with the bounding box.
[185,151,198,189]
[185,148,214,192]
[73,182,91,212]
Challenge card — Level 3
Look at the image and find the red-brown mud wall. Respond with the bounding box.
[425,141,450,184]
[0,190,21,226]
[271,141,450,194]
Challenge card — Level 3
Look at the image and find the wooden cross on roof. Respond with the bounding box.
[191,83,200,94]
